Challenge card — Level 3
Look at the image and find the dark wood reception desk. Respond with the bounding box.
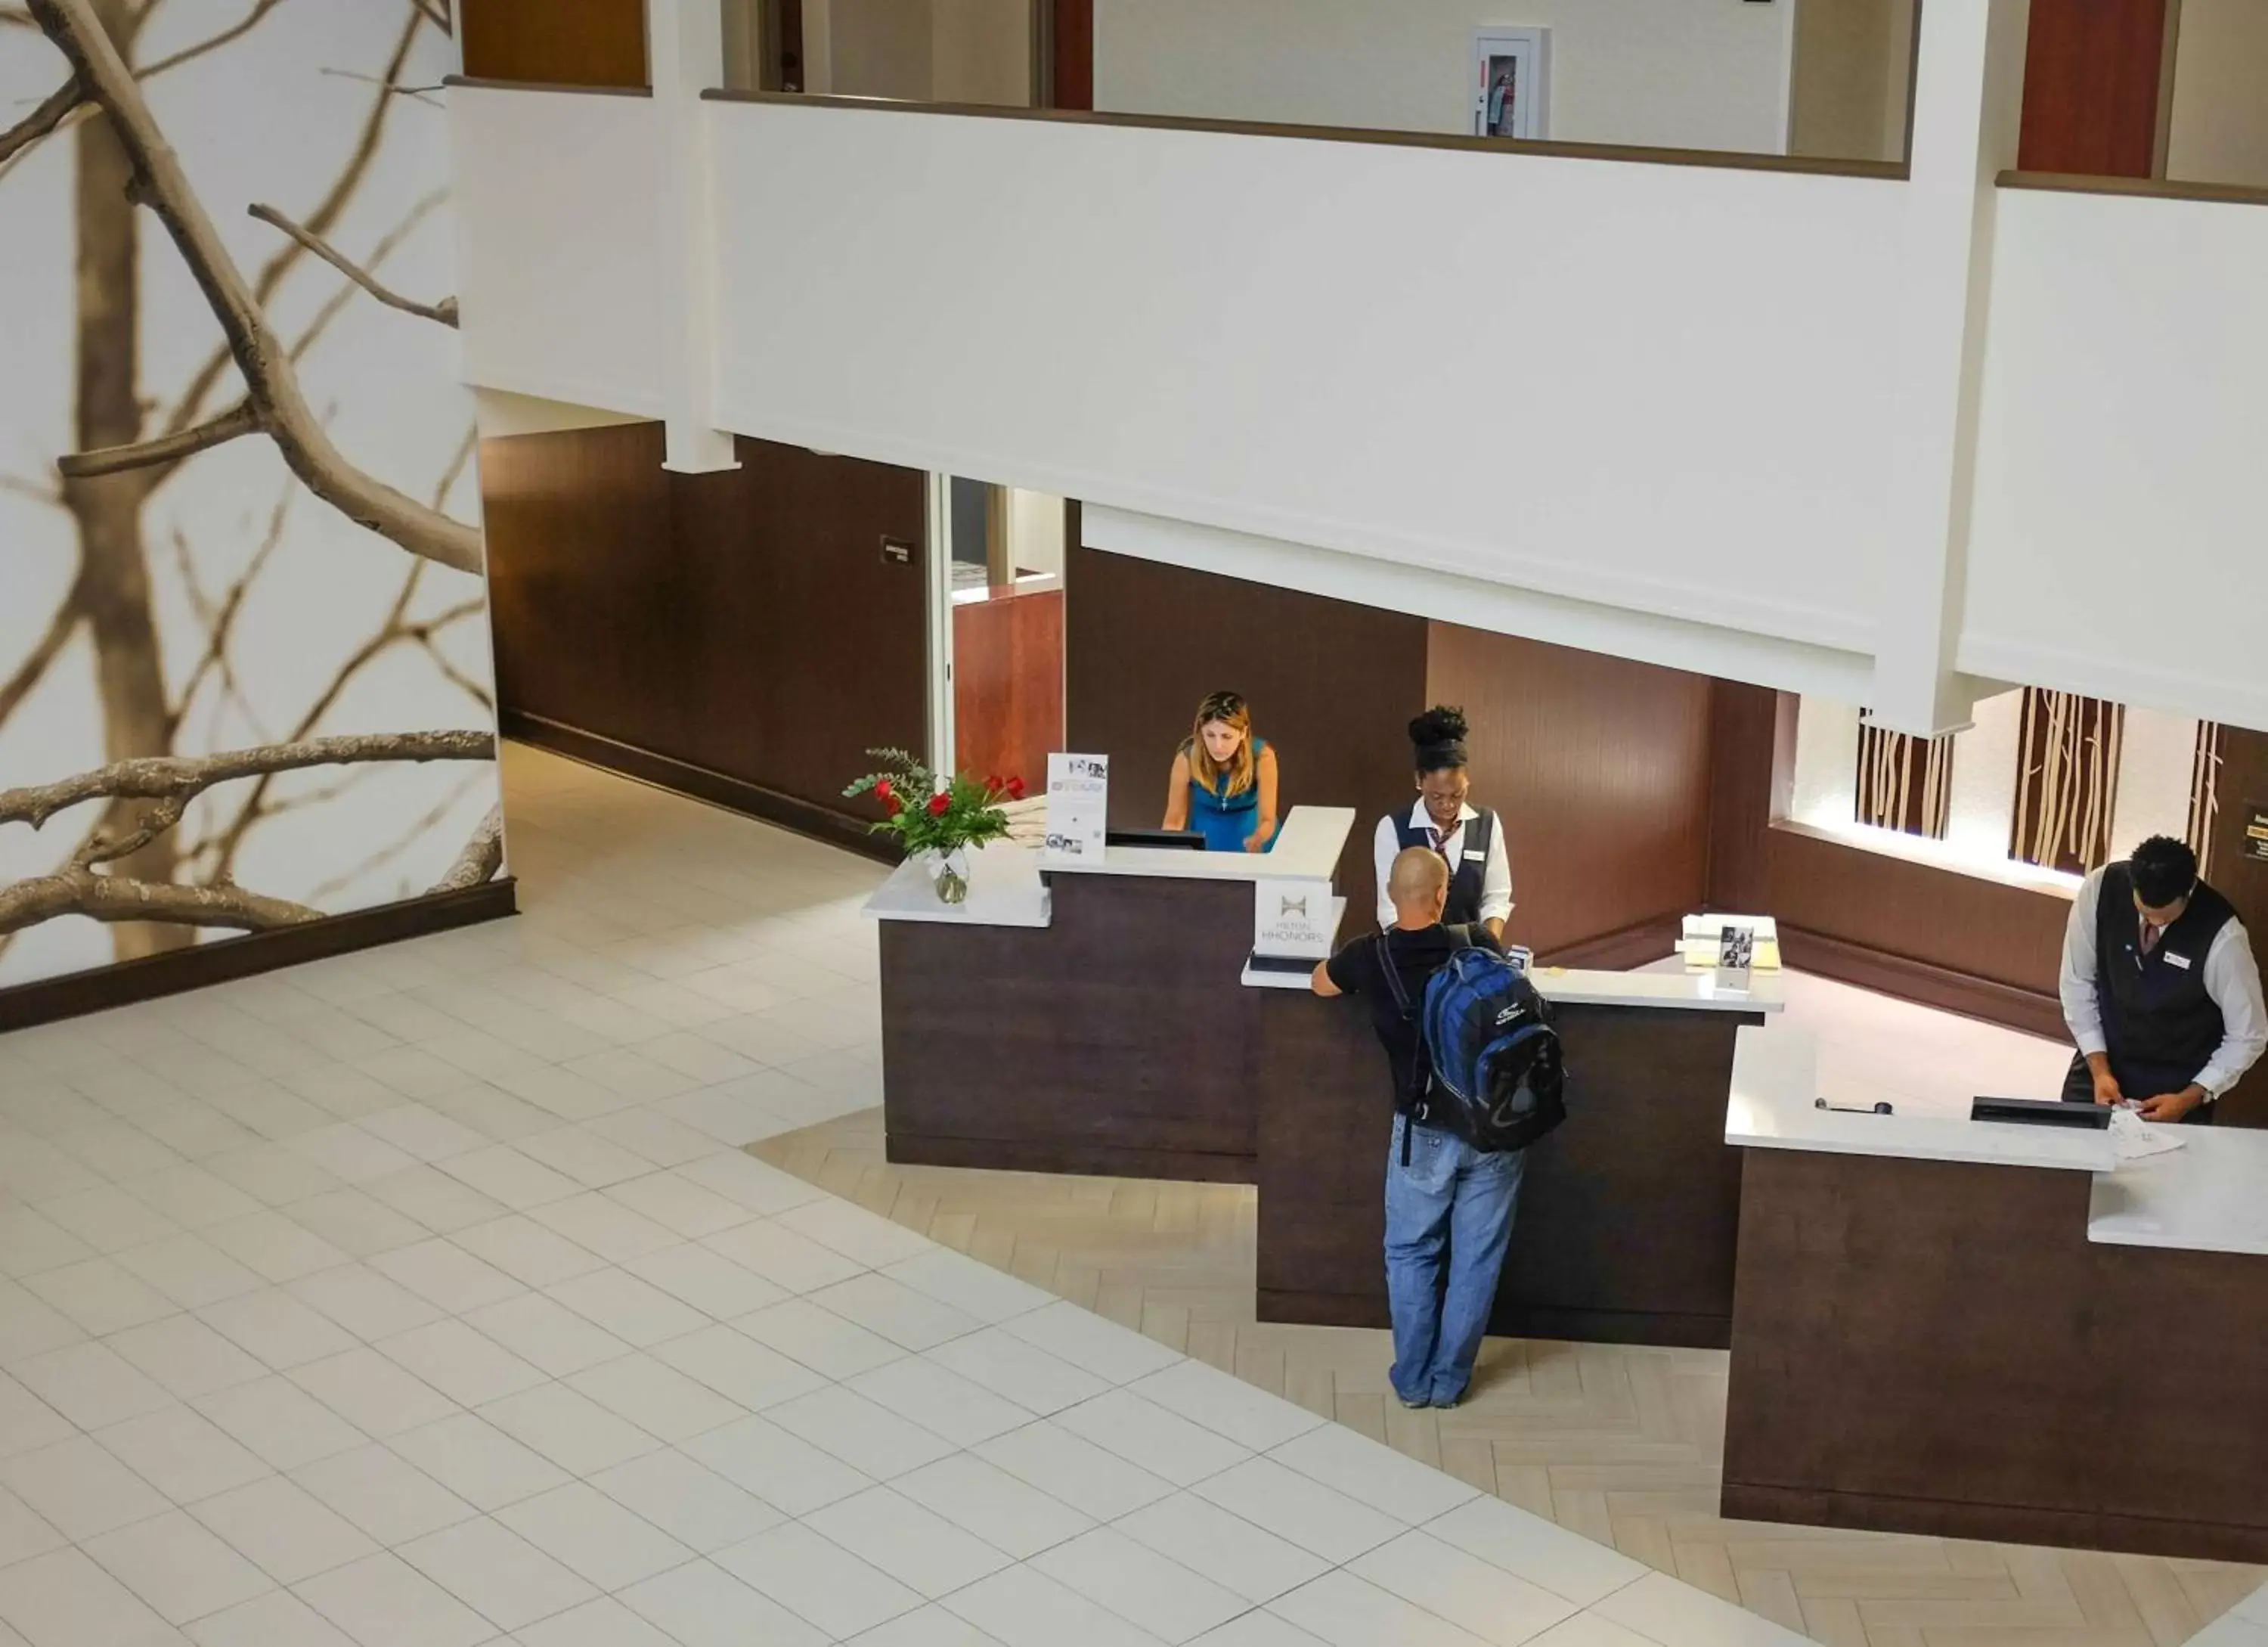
[1722,1028,2268,1563]
[869,817,1777,1350]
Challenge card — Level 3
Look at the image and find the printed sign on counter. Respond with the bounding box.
[1043,752,1108,866]
[1253,878,1338,959]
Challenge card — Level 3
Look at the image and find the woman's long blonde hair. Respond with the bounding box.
[1184,690,1259,798]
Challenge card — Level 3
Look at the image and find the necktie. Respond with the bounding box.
[1430,826,1453,862]
[2141,922,2161,957]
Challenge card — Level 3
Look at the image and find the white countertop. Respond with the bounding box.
[2087,1127,2268,1257]
[1533,966,1785,1014]
[1726,1026,2115,1173]
[1046,805,1355,883]
[861,839,1050,929]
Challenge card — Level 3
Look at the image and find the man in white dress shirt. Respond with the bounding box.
[2059,835,2266,1123]
[1373,706,1514,940]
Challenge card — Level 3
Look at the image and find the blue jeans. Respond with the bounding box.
[1383,1115,1523,1406]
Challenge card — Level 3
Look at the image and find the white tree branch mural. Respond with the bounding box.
[0,0,502,976]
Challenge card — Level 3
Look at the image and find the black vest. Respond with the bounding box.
[1395,808,1497,928]
[2095,861,2235,1090]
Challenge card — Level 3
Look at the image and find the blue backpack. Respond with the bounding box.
[1378,932,1566,1158]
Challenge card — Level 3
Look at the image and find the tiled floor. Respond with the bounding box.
[0,742,2258,1647]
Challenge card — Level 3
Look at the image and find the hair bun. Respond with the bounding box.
[1408,706,1469,747]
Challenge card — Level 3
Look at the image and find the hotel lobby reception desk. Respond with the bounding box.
[868,810,1780,1350]
[1722,1030,2268,1562]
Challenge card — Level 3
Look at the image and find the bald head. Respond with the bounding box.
[1387,846,1449,929]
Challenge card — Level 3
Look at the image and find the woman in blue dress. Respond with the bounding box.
[1162,690,1280,852]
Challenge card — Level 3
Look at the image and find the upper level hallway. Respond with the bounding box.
[440,0,2268,744]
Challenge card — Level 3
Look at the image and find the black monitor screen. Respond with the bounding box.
[1106,827,1207,851]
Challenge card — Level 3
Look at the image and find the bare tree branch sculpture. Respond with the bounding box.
[57,400,258,479]
[29,0,482,575]
[0,585,84,728]
[0,730,494,830]
[249,203,457,327]
[426,803,503,892]
[133,0,287,79]
[5,0,507,964]
[0,76,82,168]
[0,730,497,935]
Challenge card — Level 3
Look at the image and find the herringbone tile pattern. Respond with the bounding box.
[758,1107,2263,1646]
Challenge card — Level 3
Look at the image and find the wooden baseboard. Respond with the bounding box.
[503,710,895,864]
[1537,913,1682,972]
[886,1130,1257,1186]
[1721,1481,2268,1565]
[1776,924,2067,1041]
[0,878,516,1034]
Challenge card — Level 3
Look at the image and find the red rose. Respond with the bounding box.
[1005,776,1026,800]
[885,794,902,815]
[927,792,951,817]
[986,775,1002,795]
[874,777,894,803]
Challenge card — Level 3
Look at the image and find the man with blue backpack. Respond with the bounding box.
[1312,846,1566,1410]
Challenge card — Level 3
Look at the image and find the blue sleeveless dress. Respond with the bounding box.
[1187,738,1272,852]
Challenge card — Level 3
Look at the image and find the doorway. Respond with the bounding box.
[929,477,1066,794]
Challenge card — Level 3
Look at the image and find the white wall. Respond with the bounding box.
[1943,687,2021,860]
[2167,0,2268,188]
[1095,0,1792,154]
[1965,186,2268,733]
[1791,699,1864,830]
[705,100,1908,655]
[448,85,667,417]
[1006,489,1065,578]
[2109,708,2204,862]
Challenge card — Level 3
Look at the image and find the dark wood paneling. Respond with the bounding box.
[1254,994,1758,1348]
[1064,543,1427,934]
[2208,727,2268,1124]
[1048,0,1092,110]
[480,425,928,840]
[879,873,1259,1180]
[954,586,1063,792]
[460,0,649,89]
[1427,623,1712,957]
[0,880,516,1034]
[1726,1146,2268,1560]
[1703,680,1792,913]
[2016,0,2172,178]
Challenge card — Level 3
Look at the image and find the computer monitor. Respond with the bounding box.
[1105,827,1207,851]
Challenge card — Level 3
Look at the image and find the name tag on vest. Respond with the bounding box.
[2164,952,2192,970]
[1462,850,1486,863]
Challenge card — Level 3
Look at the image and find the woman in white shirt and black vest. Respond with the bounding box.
[2058,834,2266,1124]
[1372,706,1514,940]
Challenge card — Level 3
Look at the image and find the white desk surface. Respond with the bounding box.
[1726,1025,2115,1174]
[861,839,1049,929]
[1533,966,1784,1014]
[1046,805,1355,883]
[2087,1127,2268,1258]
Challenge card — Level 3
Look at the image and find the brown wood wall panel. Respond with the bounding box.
[1049,0,1092,109]
[1426,623,1712,957]
[954,587,1063,792]
[1726,1146,2268,1561]
[479,424,928,839]
[1064,543,1428,933]
[2016,0,2172,177]
[460,0,649,88]
[2208,727,2268,1123]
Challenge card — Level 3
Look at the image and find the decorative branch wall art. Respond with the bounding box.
[0,0,501,986]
